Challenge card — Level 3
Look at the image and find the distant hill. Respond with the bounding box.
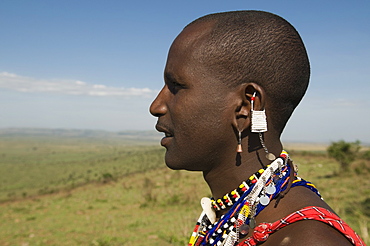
[1,128,368,150]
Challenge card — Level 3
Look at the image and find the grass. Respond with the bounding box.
[0,168,208,245]
[0,135,369,245]
[0,135,163,202]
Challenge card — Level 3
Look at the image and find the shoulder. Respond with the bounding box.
[262,219,353,246]
[255,187,356,245]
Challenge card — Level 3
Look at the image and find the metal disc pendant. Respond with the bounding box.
[266,153,276,161]
[239,223,250,236]
[266,184,276,195]
[259,195,270,206]
[249,218,256,228]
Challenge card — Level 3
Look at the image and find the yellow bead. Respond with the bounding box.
[240,204,250,217]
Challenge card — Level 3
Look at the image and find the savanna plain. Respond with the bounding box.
[0,129,369,246]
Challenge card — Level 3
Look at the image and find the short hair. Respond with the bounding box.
[186,11,310,135]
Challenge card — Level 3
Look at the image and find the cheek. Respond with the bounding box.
[176,106,230,148]
[176,93,230,131]
[174,105,213,135]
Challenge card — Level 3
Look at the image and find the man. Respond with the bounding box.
[150,11,364,245]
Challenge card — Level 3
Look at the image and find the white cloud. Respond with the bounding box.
[93,84,107,89]
[75,80,86,86]
[0,72,158,98]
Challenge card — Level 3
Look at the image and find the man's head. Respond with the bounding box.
[150,11,310,171]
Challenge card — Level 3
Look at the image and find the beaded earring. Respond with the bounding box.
[237,131,243,153]
[251,92,275,160]
[251,92,267,133]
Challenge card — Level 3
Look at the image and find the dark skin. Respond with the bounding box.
[150,21,352,245]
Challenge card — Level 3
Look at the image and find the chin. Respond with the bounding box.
[166,164,203,172]
[164,154,204,171]
[165,164,184,171]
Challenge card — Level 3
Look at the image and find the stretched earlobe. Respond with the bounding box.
[232,108,250,154]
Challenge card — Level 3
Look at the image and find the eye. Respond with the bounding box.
[168,81,184,94]
[172,81,184,88]
[164,72,186,94]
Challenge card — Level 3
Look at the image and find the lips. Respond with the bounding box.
[155,124,173,136]
[155,124,174,146]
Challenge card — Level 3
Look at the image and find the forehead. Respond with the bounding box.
[172,21,214,53]
[165,21,216,84]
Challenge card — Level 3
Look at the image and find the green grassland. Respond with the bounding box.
[0,130,163,202]
[0,131,369,245]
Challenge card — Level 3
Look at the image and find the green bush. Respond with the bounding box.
[327,140,361,172]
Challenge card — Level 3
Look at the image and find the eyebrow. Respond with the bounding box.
[164,72,176,82]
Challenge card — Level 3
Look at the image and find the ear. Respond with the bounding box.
[232,83,266,132]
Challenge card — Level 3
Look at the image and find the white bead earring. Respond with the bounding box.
[251,92,275,160]
[251,92,267,133]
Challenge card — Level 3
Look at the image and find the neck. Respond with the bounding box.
[203,136,282,199]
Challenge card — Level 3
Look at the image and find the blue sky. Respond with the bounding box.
[0,0,369,143]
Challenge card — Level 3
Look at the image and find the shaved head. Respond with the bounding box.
[185,11,310,135]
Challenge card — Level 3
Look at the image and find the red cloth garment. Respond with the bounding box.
[238,206,365,246]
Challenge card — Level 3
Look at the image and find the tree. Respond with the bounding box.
[327,140,361,172]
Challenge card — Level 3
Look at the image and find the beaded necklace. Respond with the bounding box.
[188,151,320,246]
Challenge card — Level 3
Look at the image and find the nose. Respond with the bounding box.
[150,85,168,117]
